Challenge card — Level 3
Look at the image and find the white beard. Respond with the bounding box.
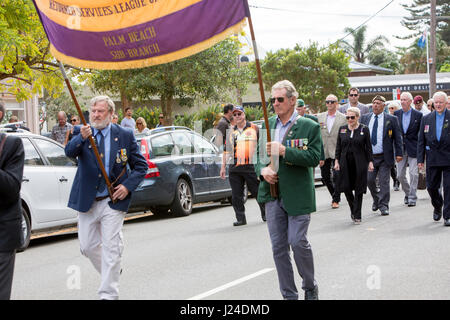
[90,116,111,130]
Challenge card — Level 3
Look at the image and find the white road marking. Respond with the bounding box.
[187,268,275,300]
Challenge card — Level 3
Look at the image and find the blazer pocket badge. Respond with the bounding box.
[424,125,429,133]
[388,129,392,137]
[340,128,347,134]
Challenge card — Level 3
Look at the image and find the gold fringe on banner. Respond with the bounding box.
[51,19,247,70]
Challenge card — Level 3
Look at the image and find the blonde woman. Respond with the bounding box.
[335,107,374,224]
[135,117,150,134]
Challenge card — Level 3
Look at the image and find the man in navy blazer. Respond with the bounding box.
[65,95,147,300]
[418,91,450,226]
[361,95,403,216]
[394,92,423,207]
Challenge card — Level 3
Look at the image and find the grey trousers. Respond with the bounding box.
[266,199,316,300]
[0,250,16,300]
[396,151,418,202]
[368,157,392,211]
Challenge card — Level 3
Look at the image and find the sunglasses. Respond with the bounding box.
[136,122,143,125]
[233,112,243,116]
[70,119,77,122]
[270,97,285,104]
[349,94,358,97]
[159,116,164,119]
[326,100,337,104]
[415,101,422,104]
[346,116,356,120]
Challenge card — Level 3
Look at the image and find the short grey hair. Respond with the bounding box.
[400,92,413,100]
[90,95,115,113]
[388,101,401,110]
[346,106,360,117]
[433,91,448,102]
[271,80,299,99]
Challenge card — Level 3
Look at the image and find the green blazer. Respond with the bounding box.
[255,114,323,215]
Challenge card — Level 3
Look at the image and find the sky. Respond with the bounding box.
[241,0,419,59]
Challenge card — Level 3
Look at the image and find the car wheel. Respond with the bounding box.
[17,207,31,252]
[150,206,169,215]
[171,178,193,217]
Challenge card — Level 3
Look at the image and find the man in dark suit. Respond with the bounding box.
[418,91,450,226]
[0,101,25,300]
[65,95,147,300]
[394,92,423,207]
[361,95,403,216]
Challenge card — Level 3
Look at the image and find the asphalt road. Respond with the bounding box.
[11,185,450,300]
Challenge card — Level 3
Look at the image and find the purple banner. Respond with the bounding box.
[34,0,248,65]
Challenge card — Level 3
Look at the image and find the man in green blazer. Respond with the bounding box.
[255,80,322,300]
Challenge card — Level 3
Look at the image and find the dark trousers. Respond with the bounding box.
[229,170,265,222]
[344,192,363,220]
[426,166,450,220]
[320,158,341,203]
[391,165,399,186]
[368,156,392,211]
[0,250,16,300]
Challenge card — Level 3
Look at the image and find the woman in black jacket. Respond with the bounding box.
[334,107,374,224]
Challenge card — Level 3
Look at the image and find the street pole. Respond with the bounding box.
[429,0,437,97]
[426,28,429,75]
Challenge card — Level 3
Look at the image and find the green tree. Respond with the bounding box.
[0,0,69,101]
[399,0,450,45]
[398,34,450,73]
[89,37,252,125]
[339,25,389,63]
[368,49,402,73]
[261,42,350,112]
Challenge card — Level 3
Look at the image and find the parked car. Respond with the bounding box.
[129,126,247,216]
[0,128,78,251]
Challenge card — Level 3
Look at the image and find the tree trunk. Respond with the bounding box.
[120,88,130,115]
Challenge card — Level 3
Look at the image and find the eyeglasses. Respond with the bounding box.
[349,94,359,97]
[70,119,77,122]
[326,100,337,104]
[233,112,243,116]
[346,116,356,120]
[270,97,285,104]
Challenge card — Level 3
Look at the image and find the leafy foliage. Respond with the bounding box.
[399,0,450,45]
[0,0,67,101]
[261,42,350,112]
[339,26,389,63]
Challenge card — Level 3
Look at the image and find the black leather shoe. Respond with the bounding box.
[444,219,450,227]
[408,201,416,207]
[433,208,442,221]
[304,285,319,300]
[404,196,409,205]
[233,220,247,226]
[261,213,266,222]
[381,209,389,216]
[372,203,378,212]
[393,181,400,191]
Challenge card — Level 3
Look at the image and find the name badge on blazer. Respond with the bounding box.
[320,122,327,130]
[424,125,430,133]
[340,128,347,134]
[444,121,449,129]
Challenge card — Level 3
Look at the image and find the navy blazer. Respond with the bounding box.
[417,109,450,167]
[0,134,25,251]
[394,108,422,158]
[360,112,403,166]
[65,124,147,213]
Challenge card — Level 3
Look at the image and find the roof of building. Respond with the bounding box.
[349,60,393,74]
